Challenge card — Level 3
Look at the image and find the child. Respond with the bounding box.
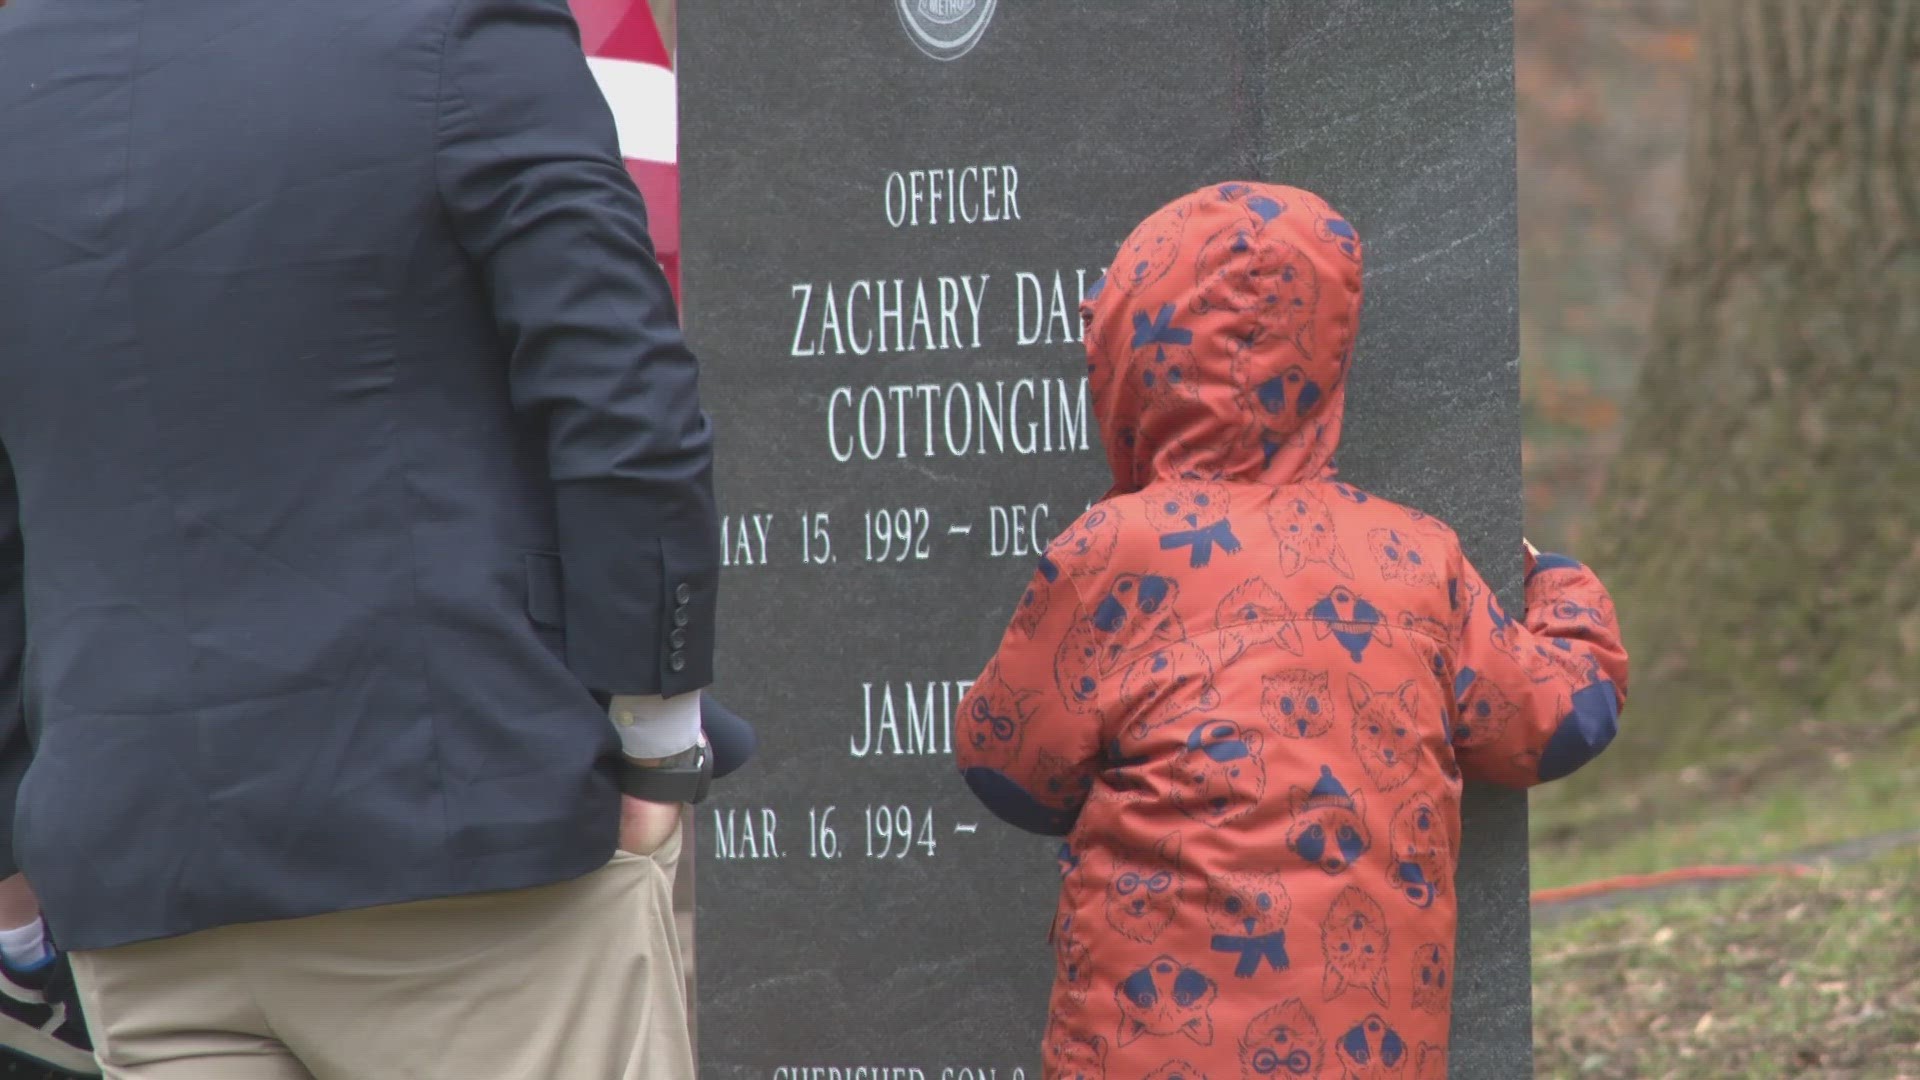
[953,183,1627,1079]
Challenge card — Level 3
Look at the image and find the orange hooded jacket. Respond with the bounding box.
[953,182,1628,1079]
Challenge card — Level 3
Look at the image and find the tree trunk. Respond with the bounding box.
[1585,0,1919,743]
[648,0,676,55]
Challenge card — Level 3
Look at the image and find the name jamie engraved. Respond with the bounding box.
[711,678,990,862]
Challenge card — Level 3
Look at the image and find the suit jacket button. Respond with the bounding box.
[674,583,692,604]
[673,607,690,627]
[669,652,686,672]
[670,628,688,649]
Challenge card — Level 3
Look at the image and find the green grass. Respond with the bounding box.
[1531,738,1920,891]
[1533,848,1920,1078]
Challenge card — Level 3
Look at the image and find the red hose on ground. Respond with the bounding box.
[1530,862,1816,906]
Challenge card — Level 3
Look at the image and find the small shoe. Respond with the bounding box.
[0,951,99,1077]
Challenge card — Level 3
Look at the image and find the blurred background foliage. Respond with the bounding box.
[1519,2,1918,1072]
[1518,0,1694,551]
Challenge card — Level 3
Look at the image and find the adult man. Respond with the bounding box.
[0,0,720,1075]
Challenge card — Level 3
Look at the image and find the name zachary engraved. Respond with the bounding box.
[789,275,991,357]
[787,268,1097,357]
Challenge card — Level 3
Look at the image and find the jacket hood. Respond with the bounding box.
[1081,182,1364,497]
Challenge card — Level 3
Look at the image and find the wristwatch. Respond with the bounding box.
[618,733,713,805]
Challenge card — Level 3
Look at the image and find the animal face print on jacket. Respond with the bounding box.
[1284,766,1372,875]
[1170,719,1267,827]
[1410,944,1450,1015]
[1091,574,1187,660]
[1321,887,1391,1008]
[1048,1030,1109,1080]
[955,182,1630,1080]
[1413,1042,1446,1080]
[1268,491,1353,578]
[1054,573,1190,716]
[1347,676,1425,791]
[1386,794,1452,910]
[1130,304,1206,414]
[1104,832,1185,945]
[1334,1015,1407,1079]
[1216,577,1306,664]
[1021,506,1125,637]
[1143,1060,1209,1080]
[1150,483,1244,569]
[1260,668,1335,739]
[1452,672,1516,750]
[1119,641,1222,742]
[1238,999,1325,1080]
[957,661,1036,774]
[1366,528,1440,587]
[1207,871,1292,978]
[1116,956,1218,1047]
[1112,203,1190,297]
[1192,223,1320,329]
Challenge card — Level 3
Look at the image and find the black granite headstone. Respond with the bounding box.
[679,3,1527,1077]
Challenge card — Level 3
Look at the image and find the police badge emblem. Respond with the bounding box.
[896,0,997,61]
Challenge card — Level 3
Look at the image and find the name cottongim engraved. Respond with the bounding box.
[896,0,997,61]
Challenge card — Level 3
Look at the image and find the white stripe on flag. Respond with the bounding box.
[584,56,677,164]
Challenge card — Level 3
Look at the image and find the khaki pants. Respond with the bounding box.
[67,827,691,1080]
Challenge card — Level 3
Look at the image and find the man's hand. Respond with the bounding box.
[612,724,702,855]
[618,794,682,856]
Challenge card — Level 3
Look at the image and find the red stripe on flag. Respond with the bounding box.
[627,159,681,301]
[572,0,681,301]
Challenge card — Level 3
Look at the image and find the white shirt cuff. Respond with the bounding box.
[608,692,701,759]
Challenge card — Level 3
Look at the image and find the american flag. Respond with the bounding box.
[570,0,681,302]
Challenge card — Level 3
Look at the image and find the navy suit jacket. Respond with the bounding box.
[0,0,718,949]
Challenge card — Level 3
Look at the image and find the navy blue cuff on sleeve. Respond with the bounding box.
[552,484,719,698]
[962,767,1079,836]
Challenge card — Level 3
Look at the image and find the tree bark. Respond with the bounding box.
[1585,0,1919,738]
[648,0,676,55]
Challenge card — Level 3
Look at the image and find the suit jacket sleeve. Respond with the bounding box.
[433,0,719,697]
[0,440,31,879]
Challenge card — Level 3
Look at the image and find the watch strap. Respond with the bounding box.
[618,740,713,804]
